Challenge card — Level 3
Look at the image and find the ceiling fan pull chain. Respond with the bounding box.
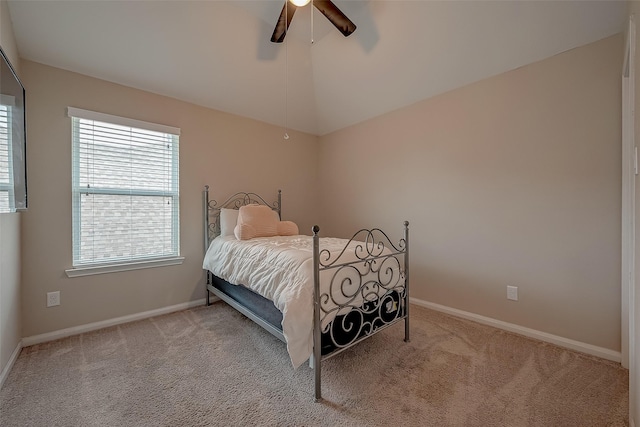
[311,0,314,44]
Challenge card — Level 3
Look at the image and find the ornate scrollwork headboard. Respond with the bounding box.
[203,185,281,251]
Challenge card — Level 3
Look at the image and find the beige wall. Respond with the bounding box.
[0,213,20,373]
[0,0,22,382]
[0,0,18,69]
[319,34,623,352]
[20,60,319,337]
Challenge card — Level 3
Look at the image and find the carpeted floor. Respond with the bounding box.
[0,303,629,426]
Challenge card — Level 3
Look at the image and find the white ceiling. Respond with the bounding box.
[7,0,628,136]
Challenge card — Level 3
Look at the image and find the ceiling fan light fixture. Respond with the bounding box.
[272,0,356,43]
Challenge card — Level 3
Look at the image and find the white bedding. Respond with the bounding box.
[202,234,398,368]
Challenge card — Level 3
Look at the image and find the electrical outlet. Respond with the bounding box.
[507,286,518,301]
[47,291,60,307]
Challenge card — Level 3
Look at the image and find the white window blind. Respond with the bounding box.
[0,103,14,213]
[68,107,180,267]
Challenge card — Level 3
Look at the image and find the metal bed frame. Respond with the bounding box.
[203,185,410,400]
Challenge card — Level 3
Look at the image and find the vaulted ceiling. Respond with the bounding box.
[6,1,628,136]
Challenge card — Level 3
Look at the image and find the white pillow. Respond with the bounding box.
[220,208,240,237]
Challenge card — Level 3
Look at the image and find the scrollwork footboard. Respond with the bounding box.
[312,222,410,400]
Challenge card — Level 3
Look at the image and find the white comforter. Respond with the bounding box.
[203,235,363,368]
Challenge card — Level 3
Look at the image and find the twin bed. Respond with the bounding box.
[202,186,410,400]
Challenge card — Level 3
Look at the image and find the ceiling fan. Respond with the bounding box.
[270,0,357,43]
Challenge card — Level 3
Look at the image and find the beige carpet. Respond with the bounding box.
[0,303,628,426]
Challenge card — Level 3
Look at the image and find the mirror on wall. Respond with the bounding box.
[0,46,27,212]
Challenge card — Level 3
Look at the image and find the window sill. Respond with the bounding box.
[65,256,185,278]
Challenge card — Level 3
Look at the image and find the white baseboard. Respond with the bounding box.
[18,295,621,362]
[0,340,22,390]
[411,297,621,363]
[23,298,207,347]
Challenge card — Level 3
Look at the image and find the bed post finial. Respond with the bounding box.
[312,225,320,235]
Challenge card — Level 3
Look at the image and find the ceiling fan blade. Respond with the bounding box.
[271,2,297,43]
[313,0,356,37]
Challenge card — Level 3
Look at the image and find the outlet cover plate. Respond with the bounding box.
[47,291,60,307]
[507,286,518,301]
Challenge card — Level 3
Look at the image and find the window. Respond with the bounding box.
[67,107,181,274]
[0,102,14,212]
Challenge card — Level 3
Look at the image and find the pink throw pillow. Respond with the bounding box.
[234,205,278,240]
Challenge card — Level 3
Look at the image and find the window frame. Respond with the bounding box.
[65,107,183,277]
